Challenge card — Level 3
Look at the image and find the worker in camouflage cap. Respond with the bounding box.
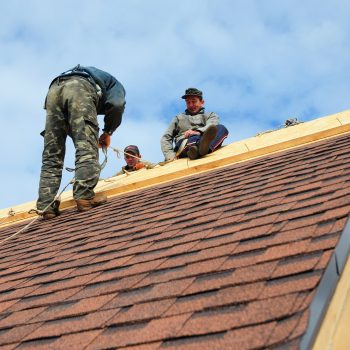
[181,87,203,99]
[161,87,229,161]
[37,64,126,219]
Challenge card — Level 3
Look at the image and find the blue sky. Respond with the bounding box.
[1,0,350,210]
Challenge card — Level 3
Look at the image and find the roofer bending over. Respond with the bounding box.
[161,88,228,161]
[115,145,154,176]
[37,64,126,219]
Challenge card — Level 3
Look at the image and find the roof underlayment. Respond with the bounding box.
[1,110,350,349]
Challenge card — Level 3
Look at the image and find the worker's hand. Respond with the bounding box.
[184,129,201,138]
[98,132,111,148]
[134,163,145,170]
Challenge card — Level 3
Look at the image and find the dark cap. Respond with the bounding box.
[181,87,203,99]
[124,145,140,156]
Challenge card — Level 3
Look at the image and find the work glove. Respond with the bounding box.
[134,163,145,170]
[98,132,111,148]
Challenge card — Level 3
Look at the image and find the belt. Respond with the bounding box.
[51,74,102,97]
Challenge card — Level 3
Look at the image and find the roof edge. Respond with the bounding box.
[301,216,350,350]
[2,109,350,227]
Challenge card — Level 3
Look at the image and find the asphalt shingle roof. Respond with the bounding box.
[1,132,350,349]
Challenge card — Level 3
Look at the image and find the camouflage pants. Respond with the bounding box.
[37,76,101,211]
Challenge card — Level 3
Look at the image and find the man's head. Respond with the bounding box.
[124,145,141,168]
[181,87,205,114]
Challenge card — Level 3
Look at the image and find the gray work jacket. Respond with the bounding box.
[160,109,220,160]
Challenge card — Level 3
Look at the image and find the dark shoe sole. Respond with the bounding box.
[77,206,93,213]
[187,146,199,160]
[199,125,217,156]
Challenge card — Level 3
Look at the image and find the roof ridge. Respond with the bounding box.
[2,108,350,227]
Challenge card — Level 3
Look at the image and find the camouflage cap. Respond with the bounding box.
[181,87,203,99]
[124,145,140,156]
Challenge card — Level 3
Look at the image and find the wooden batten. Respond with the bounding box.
[1,109,350,227]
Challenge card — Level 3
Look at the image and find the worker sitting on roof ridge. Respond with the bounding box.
[114,145,155,176]
[36,64,126,219]
[160,87,229,161]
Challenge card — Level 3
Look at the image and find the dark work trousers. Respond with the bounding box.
[175,124,229,157]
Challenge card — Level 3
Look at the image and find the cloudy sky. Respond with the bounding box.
[1,0,350,210]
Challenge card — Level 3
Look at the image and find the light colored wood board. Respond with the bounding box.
[2,109,350,227]
[312,254,350,349]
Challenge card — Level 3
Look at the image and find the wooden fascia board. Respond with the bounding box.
[312,254,350,349]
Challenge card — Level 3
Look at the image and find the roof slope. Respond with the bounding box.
[1,132,350,349]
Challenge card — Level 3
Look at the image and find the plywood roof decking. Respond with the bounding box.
[2,108,350,227]
[1,132,350,349]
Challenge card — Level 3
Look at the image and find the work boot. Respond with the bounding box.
[41,199,60,220]
[42,212,57,220]
[75,193,107,212]
[199,125,217,156]
[187,145,199,160]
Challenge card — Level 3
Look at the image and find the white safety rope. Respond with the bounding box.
[0,144,175,245]
[0,147,108,247]
[0,176,74,246]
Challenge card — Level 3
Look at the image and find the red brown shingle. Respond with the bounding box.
[1,133,350,349]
